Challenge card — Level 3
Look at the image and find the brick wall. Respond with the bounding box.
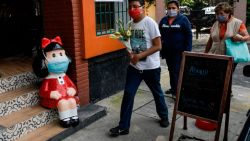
[155,0,166,24]
[42,0,89,105]
[234,0,247,23]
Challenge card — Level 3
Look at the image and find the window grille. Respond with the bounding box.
[95,1,129,36]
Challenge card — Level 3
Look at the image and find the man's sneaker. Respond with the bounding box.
[109,126,129,137]
[159,119,170,128]
[172,95,176,100]
[164,89,173,95]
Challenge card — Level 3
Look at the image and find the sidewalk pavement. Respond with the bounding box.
[63,65,250,141]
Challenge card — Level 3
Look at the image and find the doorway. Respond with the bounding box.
[0,0,43,57]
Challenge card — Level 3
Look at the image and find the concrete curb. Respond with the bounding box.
[48,104,107,141]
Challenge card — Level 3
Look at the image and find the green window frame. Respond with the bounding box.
[95,1,129,36]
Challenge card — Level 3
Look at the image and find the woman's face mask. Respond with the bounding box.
[216,15,228,23]
[167,9,178,17]
[216,11,229,23]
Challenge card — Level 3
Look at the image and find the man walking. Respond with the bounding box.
[109,0,169,137]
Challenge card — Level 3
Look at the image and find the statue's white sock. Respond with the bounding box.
[70,108,78,119]
[58,110,71,120]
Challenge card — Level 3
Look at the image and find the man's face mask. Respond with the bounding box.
[129,9,140,19]
[129,9,142,19]
[128,4,143,20]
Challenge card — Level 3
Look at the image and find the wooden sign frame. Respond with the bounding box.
[169,52,233,141]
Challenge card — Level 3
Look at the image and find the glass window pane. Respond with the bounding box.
[95,1,128,36]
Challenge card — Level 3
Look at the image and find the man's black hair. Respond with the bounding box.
[167,0,180,8]
[128,0,145,6]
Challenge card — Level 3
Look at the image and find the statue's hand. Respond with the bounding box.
[50,91,62,100]
[67,87,76,96]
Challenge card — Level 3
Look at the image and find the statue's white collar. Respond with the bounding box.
[46,73,66,79]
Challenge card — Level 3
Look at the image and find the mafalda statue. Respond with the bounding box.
[33,36,79,128]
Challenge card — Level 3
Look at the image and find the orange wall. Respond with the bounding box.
[145,3,156,20]
[82,0,125,59]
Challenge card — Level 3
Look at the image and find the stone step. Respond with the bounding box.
[0,72,39,94]
[16,121,65,141]
[0,85,40,117]
[0,105,58,141]
[13,104,107,141]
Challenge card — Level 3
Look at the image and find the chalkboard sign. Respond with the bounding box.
[176,52,233,122]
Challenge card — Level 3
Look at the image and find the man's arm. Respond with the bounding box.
[130,37,161,65]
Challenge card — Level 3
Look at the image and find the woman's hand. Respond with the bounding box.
[204,36,213,53]
[67,87,76,96]
[232,34,244,42]
[50,91,62,100]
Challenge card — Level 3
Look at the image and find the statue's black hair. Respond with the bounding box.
[32,42,64,78]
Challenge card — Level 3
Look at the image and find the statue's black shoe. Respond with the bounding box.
[60,118,71,128]
[71,116,80,127]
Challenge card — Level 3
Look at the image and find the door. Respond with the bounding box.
[0,0,43,57]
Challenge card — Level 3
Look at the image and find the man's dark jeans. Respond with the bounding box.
[118,65,169,129]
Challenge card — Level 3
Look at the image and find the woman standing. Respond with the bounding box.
[205,2,250,96]
[205,2,250,54]
[205,3,250,119]
[159,0,192,98]
[204,2,250,135]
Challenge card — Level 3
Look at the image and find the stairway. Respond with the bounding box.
[0,57,61,140]
[0,57,107,141]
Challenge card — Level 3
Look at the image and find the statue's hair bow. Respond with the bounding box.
[41,36,63,49]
